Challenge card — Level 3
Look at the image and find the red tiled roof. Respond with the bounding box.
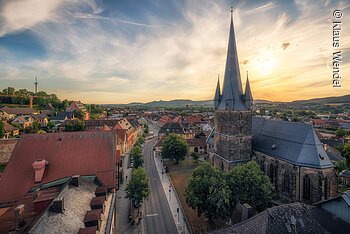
[0,131,117,204]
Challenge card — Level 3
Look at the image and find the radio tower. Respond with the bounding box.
[34,77,38,93]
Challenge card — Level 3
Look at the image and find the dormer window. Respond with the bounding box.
[271,144,277,149]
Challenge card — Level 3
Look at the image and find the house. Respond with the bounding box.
[0,107,36,117]
[0,131,121,233]
[50,111,75,124]
[66,101,90,120]
[1,121,19,138]
[314,192,350,224]
[85,119,120,130]
[11,116,33,129]
[340,170,350,186]
[30,113,49,127]
[158,122,186,138]
[41,103,56,117]
[158,115,173,127]
[213,203,350,234]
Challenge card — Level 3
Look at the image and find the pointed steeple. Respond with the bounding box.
[244,71,253,109]
[217,8,247,110]
[214,74,221,109]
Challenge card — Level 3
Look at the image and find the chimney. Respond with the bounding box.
[241,203,254,221]
[29,97,33,108]
[70,175,80,187]
[14,204,25,230]
[32,159,49,183]
[50,198,64,213]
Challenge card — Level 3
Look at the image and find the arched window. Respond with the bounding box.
[269,164,276,186]
[221,161,224,171]
[324,177,328,200]
[283,171,290,194]
[303,175,311,200]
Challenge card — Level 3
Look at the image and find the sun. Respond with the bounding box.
[251,48,278,76]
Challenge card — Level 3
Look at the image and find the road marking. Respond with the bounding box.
[146,213,158,217]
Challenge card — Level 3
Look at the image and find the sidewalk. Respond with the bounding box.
[153,152,191,234]
[115,153,144,234]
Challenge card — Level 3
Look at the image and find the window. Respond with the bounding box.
[303,175,311,200]
[239,112,243,121]
[324,177,328,200]
[221,161,224,171]
[283,171,290,194]
[269,164,276,186]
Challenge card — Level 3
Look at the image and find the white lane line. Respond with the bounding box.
[146,213,159,217]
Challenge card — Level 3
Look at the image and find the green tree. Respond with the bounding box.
[161,133,189,164]
[0,122,5,138]
[24,122,42,134]
[336,128,346,137]
[191,152,199,163]
[144,124,149,134]
[74,110,85,120]
[125,167,150,207]
[335,159,348,174]
[131,145,143,168]
[340,142,350,166]
[226,161,274,212]
[185,163,230,221]
[64,120,84,132]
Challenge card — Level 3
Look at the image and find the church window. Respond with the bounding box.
[324,176,328,200]
[269,164,276,187]
[303,175,311,200]
[283,171,290,194]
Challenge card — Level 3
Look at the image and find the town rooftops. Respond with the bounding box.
[159,122,185,135]
[0,107,36,115]
[213,203,350,234]
[0,131,117,203]
[252,117,333,169]
[2,121,18,133]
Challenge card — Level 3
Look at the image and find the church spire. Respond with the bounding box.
[214,74,221,109]
[244,71,253,109]
[217,8,247,110]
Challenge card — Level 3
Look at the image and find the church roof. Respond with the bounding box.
[252,117,333,169]
[244,73,253,101]
[217,11,247,111]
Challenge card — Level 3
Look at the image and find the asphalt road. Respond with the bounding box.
[143,127,178,234]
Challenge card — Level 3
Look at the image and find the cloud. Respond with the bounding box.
[0,0,349,103]
[0,0,64,36]
[282,42,290,50]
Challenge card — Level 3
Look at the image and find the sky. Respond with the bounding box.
[0,0,349,104]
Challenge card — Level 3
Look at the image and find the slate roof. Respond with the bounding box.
[340,169,350,179]
[214,203,327,234]
[252,117,333,169]
[2,121,18,133]
[0,107,36,115]
[0,131,117,203]
[159,122,185,135]
[50,111,74,121]
[206,117,333,169]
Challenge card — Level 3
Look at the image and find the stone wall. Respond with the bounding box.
[253,151,337,204]
[0,138,18,164]
[213,110,252,169]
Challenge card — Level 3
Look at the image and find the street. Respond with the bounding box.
[143,127,178,234]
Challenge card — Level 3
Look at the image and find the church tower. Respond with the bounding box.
[212,9,253,171]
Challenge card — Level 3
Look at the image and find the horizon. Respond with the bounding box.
[0,0,349,104]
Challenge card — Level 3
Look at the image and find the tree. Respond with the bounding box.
[185,163,230,221]
[226,161,274,212]
[191,152,199,163]
[161,133,189,164]
[64,120,84,132]
[336,128,346,137]
[144,124,149,134]
[75,110,85,120]
[131,145,143,168]
[24,122,41,134]
[339,142,350,166]
[0,122,5,138]
[125,167,150,207]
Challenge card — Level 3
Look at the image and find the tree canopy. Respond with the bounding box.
[125,167,150,207]
[64,120,85,132]
[161,133,189,164]
[0,122,5,138]
[185,161,274,221]
[131,145,144,168]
